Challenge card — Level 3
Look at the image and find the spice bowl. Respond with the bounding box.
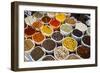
[30,46,46,61]
[42,38,57,53]
[24,39,35,53]
[24,26,36,37]
[54,46,69,60]
[42,55,56,61]
[62,37,78,52]
[75,22,88,33]
[60,24,73,36]
[32,32,45,45]
[47,12,56,18]
[24,16,37,26]
[81,35,90,47]
[32,21,43,31]
[41,15,51,24]
[51,31,64,43]
[33,12,43,20]
[71,29,83,41]
[65,53,81,60]
[24,53,33,62]
[49,18,61,29]
[65,17,77,27]
[41,25,53,37]
[55,13,66,23]
[76,45,90,59]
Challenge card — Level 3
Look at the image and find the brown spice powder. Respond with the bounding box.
[25,26,36,36]
[65,18,76,24]
[77,45,90,59]
[24,39,34,51]
[31,47,44,61]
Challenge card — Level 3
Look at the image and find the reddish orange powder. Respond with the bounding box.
[24,26,36,37]
[50,19,60,27]
[32,32,45,43]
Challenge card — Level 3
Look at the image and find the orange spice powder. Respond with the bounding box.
[32,32,45,43]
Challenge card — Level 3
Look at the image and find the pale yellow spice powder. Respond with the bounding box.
[41,25,52,35]
[62,37,77,51]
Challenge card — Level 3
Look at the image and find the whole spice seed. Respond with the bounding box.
[52,31,63,42]
[31,46,44,61]
[42,39,56,51]
[82,35,90,46]
[54,46,69,60]
[72,29,83,37]
[77,45,90,59]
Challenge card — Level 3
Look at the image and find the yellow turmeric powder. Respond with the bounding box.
[41,25,53,36]
[55,13,66,22]
[62,37,77,51]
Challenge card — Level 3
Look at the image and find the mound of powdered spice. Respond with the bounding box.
[24,26,36,36]
[32,32,45,44]
[42,39,56,51]
[52,31,63,42]
[77,45,90,59]
[82,35,90,46]
[24,39,34,51]
[31,46,45,61]
[72,29,83,37]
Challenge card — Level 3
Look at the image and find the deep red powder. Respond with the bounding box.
[25,26,36,36]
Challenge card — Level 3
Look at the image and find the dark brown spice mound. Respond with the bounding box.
[24,26,36,36]
[82,35,90,46]
[42,16,51,23]
[52,31,63,41]
[31,47,44,61]
[72,29,83,37]
[77,45,90,59]
[42,39,56,51]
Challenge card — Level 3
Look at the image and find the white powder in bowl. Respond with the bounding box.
[75,22,87,32]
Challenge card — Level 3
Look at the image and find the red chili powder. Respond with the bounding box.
[50,19,60,27]
[24,26,36,36]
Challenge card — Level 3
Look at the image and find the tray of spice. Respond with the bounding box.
[24,11,90,62]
